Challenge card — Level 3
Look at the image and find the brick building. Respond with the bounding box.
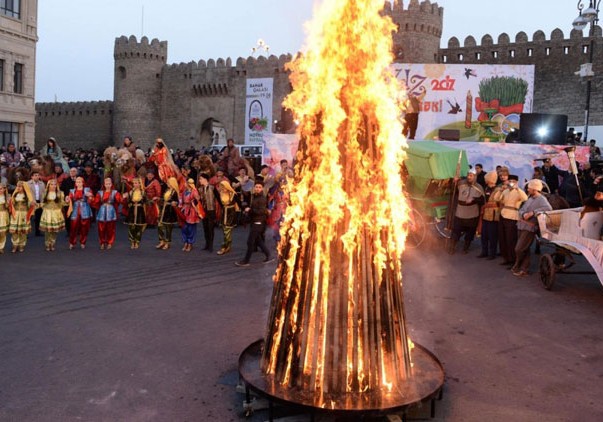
[0,0,37,149]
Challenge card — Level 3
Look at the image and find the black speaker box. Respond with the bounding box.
[519,113,568,144]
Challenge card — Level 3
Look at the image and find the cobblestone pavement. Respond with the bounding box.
[1,227,602,421]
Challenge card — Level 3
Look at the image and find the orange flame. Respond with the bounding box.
[262,0,412,399]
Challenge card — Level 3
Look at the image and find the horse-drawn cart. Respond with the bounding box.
[537,207,603,290]
[404,141,469,247]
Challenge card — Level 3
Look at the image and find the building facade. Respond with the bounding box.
[0,0,37,149]
[34,0,603,151]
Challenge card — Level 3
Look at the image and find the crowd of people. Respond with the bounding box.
[0,137,292,265]
[449,154,603,277]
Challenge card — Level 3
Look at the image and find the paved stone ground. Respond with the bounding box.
[1,225,602,421]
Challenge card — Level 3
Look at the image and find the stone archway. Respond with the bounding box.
[200,118,227,147]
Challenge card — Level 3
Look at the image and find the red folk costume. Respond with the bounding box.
[148,138,185,190]
[93,189,123,248]
[144,176,162,226]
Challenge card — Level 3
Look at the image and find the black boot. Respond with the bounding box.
[462,240,471,254]
[447,240,457,255]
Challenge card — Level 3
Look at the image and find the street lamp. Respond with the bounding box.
[573,0,601,143]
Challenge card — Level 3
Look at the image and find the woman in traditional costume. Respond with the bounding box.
[66,176,94,249]
[8,180,34,253]
[156,177,179,250]
[179,178,202,252]
[148,138,183,189]
[94,177,122,250]
[0,183,10,254]
[40,137,69,173]
[40,178,65,251]
[216,179,240,255]
[123,177,146,249]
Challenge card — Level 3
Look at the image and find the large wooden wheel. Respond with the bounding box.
[539,253,556,290]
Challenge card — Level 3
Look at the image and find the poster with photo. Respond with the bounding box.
[245,78,273,144]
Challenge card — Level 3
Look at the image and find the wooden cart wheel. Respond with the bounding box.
[406,208,426,248]
[434,217,452,239]
[539,254,556,290]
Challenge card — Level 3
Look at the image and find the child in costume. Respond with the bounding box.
[0,183,10,253]
[40,178,66,251]
[9,180,34,253]
[66,176,94,249]
[94,177,122,250]
[156,177,179,250]
[123,177,146,249]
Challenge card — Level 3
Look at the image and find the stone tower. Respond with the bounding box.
[113,35,167,149]
[384,0,443,63]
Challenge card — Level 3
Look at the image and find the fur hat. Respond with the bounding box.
[485,170,498,185]
[468,168,476,175]
[527,179,543,192]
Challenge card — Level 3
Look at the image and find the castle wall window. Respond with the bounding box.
[475,52,481,60]
[564,46,570,55]
[13,62,23,94]
[545,47,551,56]
[527,48,533,57]
[457,53,464,61]
[0,121,19,148]
[0,59,4,91]
[118,66,126,79]
[583,45,589,54]
[442,55,447,63]
[509,49,515,58]
[492,51,498,59]
[1,0,20,19]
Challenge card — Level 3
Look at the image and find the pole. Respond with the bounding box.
[584,27,595,142]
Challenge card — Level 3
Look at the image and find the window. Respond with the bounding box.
[564,46,570,55]
[583,45,589,54]
[1,0,20,19]
[492,51,498,59]
[0,121,19,148]
[475,52,481,60]
[0,59,4,91]
[13,62,23,94]
[509,49,516,58]
[527,48,533,57]
[457,53,464,61]
[442,55,448,63]
[545,47,551,56]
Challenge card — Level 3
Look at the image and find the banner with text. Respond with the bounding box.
[393,64,535,142]
[245,78,274,144]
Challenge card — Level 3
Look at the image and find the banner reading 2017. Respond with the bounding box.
[245,78,273,144]
[393,64,535,142]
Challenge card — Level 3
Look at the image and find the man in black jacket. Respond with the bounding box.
[235,182,275,266]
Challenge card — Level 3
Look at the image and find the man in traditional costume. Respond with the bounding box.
[123,177,146,249]
[216,179,240,255]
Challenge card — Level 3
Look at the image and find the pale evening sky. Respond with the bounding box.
[36,0,587,103]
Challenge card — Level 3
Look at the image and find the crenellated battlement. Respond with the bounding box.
[36,100,113,116]
[444,26,601,50]
[383,0,443,17]
[114,35,167,62]
[162,53,292,73]
[440,26,603,63]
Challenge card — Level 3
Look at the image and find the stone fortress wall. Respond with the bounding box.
[35,101,113,151]
[34,0,602,151]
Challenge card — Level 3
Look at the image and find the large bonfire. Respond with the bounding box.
[261,0,413,400]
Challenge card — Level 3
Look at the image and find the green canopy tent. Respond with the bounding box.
[404,140,469,219]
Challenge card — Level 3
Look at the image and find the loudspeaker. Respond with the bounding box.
[438,129,460,141]
[519,113,568,144]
